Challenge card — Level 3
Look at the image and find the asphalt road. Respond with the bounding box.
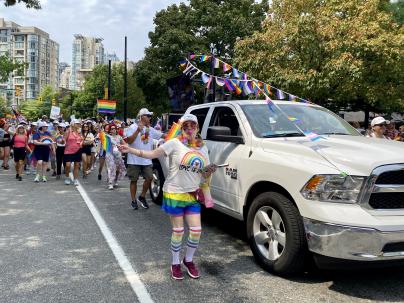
[1,164,404,303]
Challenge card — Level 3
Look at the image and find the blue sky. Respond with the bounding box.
[1,0,183,64]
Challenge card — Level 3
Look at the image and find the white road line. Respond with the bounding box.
[74,178,154,303]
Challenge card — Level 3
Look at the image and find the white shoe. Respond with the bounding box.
[34,175,40,183]
[74,179,79,186]
[114,182,118,188]
[64,178,71,185]
[26,170,31,175]
[108,184,114,190]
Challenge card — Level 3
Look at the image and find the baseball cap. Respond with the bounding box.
[37,121,48,128]
[180,113,198,124]
[371,117,390,127]
[16,124,25,129]
[58,122,67,128]
[70,119,81,125]
[138,108,153,117]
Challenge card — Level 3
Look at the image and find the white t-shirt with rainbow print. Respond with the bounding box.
[161,138,210,194]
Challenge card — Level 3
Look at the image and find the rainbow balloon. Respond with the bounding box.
[166,122,182,141]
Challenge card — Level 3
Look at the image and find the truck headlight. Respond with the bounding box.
[301,175,365,203]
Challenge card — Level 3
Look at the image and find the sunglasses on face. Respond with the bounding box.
[374,124,386,127]
[110,128,116,130]
[143,115,152,118]
[182,122,197,128]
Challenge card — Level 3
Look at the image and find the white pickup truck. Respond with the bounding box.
[150,100,404,275]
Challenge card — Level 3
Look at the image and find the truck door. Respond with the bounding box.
[203,105,247,214]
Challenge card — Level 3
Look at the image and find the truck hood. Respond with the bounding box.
[260,135,404,176]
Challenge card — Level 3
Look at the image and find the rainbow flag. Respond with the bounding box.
[97,99,116,114]
[200,55,210,62]
[166,122,182,141]
[40,136,55,144]
[232,80,242,95]
[99,131,113,152]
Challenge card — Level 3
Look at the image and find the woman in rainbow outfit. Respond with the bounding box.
[118,114,216,280]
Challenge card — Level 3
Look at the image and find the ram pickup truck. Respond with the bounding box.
[150,100,404,275]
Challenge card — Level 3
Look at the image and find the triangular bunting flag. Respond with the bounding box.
[276,89,285,100]
[233,68,240,78]
[216,78,225,87]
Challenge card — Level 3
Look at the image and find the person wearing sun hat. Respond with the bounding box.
[367,117,390,139]
[63,119,83,185]
[118,113,217,280]
[12,124,32,181]
[32,121,54,182]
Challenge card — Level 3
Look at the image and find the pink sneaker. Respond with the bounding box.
[171,264,184,280]
[182,259,200,279]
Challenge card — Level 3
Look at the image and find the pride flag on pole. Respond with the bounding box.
[97,99,116,114]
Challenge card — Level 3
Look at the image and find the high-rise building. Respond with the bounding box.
[70,35,105,90]
[0,18,59,104]
[104,52,120,63]
[59,64,71,90]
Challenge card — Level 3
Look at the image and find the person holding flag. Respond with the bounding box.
[101,124,126,190]
[32,121,54,182]
[118,113,216,280]
[124,108,163,209]
[63,119,83,185]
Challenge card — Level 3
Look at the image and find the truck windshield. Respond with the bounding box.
[241,103,361,138]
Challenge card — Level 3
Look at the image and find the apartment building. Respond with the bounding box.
[70,35,105,90]
[0,18,59,104]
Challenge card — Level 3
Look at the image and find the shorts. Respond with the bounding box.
[82,145,92,156]
[13,147,26,162]
[127,164,153,181]
[162,192,201,216]
[64,149,82,163]
[34,145,50,162]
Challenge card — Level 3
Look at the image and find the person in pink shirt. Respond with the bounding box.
[63,119,83,186]
[12,125,32,181]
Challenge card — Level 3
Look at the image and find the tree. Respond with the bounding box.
[0,96,10,118]
[0,53,26,83]
[71,64,146,119]
[135,0,268,108]
[234,0,404,123]
[3,0,41,9]
[383,0,404,24]
[20,86,57,120]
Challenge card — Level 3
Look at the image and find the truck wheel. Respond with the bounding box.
[246,192,306,275]
[149,161,164,205]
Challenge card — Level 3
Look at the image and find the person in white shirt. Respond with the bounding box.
[118,113,216,280]
[366,117,390,139]
[124,108,163,209]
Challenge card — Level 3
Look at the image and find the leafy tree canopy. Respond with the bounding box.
[0,53,26,83]
[234,0,404,115]
[135,0,268,107]
[3,0,40,8]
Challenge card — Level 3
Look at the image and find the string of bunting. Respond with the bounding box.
[180,54,312,104]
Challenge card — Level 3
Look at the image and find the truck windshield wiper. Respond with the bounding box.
[262,132,304,138]
[321,132,350,135]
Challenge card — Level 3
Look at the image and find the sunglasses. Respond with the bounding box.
[374,124,386,127]
[110,128,116,130]
[143,115,152,118]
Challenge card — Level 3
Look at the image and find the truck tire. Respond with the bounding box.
[246,192,307,275]
[149,160,164,205]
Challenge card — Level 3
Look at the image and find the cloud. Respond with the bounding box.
[1,0,183,63]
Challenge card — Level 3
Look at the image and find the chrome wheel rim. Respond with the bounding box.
[253,206,286,261]
[151,169,160,199]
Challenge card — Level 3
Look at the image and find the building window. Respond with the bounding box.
[14,42,24,49]
[14,35,24,42]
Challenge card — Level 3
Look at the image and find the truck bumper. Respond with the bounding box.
[303,218,404,261]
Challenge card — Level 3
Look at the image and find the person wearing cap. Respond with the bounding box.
[32,121,54,182]
[55,122,67,179]
[63,119,83,185]
[26,122,37,175]
[104,124,126,190]
[81,121,95,178]
[0,119,12,170]
[124,108,163,209]
[367,117,391,139]
[118,113,216,280]
[12,124,32,181]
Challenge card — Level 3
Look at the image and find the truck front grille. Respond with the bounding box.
[369,193,404,209]
[361,164,404,210]
[376,170,404,185]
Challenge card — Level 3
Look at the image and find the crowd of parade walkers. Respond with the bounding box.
[0,114,135,186]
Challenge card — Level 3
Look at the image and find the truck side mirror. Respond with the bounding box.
[207,126,244,144]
